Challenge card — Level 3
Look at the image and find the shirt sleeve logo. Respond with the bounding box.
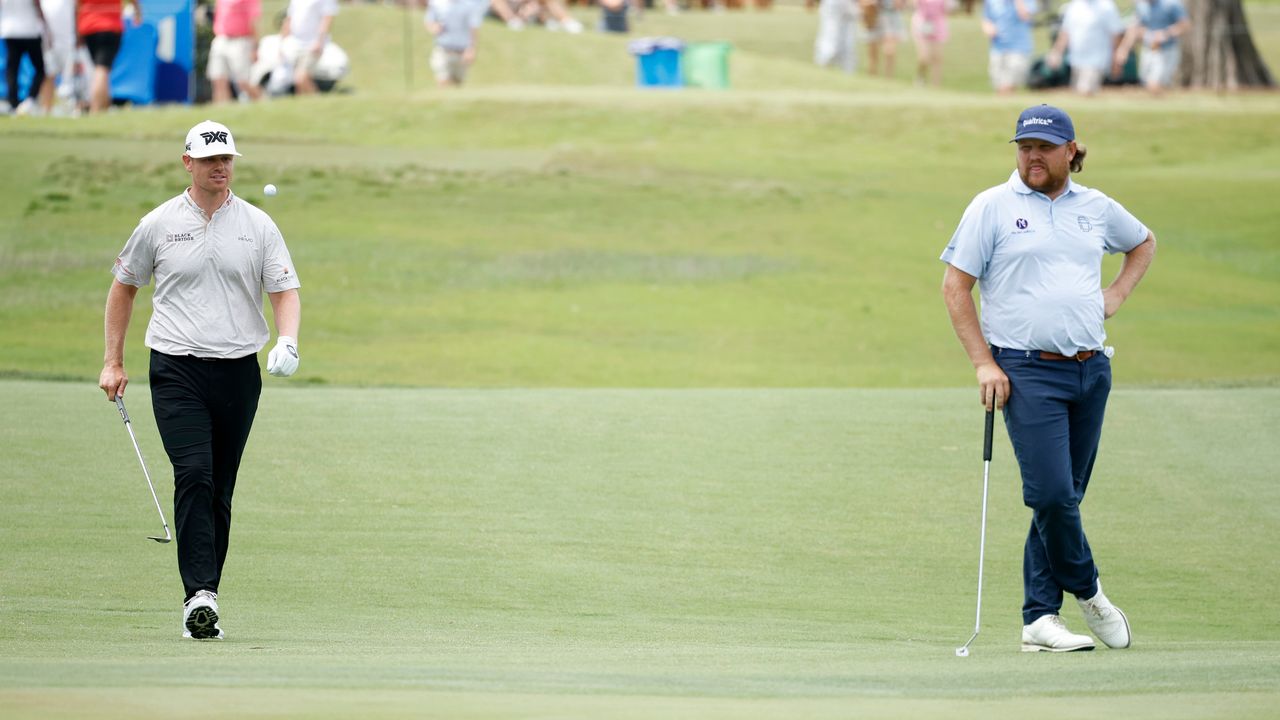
[1077,216,1093,232]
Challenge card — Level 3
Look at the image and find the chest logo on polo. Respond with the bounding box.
[1012,217,1032,234]
[238,235,253,243]
[1077,216,1093,232]
[165,232,195,243]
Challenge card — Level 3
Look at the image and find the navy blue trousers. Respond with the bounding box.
[993,347,1109,625]
[150,351,261,601]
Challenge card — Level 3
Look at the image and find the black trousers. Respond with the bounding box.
[4,37,46,109]
[150,351,261,601]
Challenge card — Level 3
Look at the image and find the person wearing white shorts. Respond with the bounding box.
[1114,0,1190,96]
[425,0,483,87]
[207,38,260,102]
[1048,0,1125,96]
[279,0,338,95]
[864,0,905,78]
[37,0,76,113]
[982,0,1038,94]
[207,0,262,103]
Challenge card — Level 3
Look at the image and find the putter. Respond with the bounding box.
[956,407,995,658]
[114,395,173,544]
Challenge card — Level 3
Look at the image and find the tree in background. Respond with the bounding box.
[1181,0,1274,89]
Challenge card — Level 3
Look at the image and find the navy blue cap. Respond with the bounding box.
[1010,104,1075,145]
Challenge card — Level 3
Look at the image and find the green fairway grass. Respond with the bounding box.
[2,6,1279,387]
[2,90,1278,386]
[2,381,1278,718]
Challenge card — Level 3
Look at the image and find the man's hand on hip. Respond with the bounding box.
[267,336,299,377]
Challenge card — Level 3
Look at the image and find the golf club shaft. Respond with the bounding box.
[116,396,172,539]
[970,410,994,631]
[961,409,995,652]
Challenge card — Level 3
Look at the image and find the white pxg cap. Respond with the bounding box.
[184,120,242,158]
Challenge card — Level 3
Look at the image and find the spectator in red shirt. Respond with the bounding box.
[76,0,140,113]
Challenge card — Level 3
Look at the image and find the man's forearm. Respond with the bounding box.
[104,281,138,366]
[1107,234,1156,302]
[269,289,301,339]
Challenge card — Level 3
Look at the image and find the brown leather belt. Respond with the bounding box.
[1039,350,1096,362]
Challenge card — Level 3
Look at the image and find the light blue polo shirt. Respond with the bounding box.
[1136,0,1188,48]
[425,0,485,52]
[984,0,1040,55]
[940,171,1149,356]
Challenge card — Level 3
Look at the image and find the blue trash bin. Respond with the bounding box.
[628,37,684,89]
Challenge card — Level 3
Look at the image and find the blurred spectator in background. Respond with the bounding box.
[2,0,47,115]
[208,0,262,103]
[1047,0,1125,96]
[982,0,1037,94]
[813,0,860,74]
[38,0,76,114]
[488,0,529,29]
[279,0,337,95]
[76,0,139,113]
[1113,0,1189,96]
[909,0,948,86]
[864,0,904,78]
[425,0,484,87]
[492,0,584,32]
[599,0,631,33]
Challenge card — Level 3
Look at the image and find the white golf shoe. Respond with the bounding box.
[182,589,224,640]
[1021,614,1095,652]
[1077,583,1131,649]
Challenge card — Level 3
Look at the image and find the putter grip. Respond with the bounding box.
[983,408,994,462]
[115,395,130,424]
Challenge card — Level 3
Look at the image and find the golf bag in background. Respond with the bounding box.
[249,34,350,97]
[1029,11,1139,90]
[1028,56,1071,89]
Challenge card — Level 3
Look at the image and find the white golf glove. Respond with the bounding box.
[267,336,299,377]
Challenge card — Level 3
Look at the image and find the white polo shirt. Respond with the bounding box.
[0,0,45,38]
[940,170,1148,356]
[1059,0,1126,72]
[285,0,339,44]
[113,190,301,359]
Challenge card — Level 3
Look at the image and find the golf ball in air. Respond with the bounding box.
[264,184,278,196]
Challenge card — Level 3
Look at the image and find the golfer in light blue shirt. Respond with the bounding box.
[941,105,1156,653]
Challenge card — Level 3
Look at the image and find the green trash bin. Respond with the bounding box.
[683,42,731,90]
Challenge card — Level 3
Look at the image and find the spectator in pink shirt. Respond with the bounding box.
[910,0,949,86]
[208,0,262,102]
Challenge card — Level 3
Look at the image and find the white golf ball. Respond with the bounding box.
[264,184,278,197]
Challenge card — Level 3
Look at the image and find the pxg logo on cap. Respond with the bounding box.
[1010,105,1075,145]
[184,120,243,159]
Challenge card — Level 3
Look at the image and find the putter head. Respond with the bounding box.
[955,647,969,657]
